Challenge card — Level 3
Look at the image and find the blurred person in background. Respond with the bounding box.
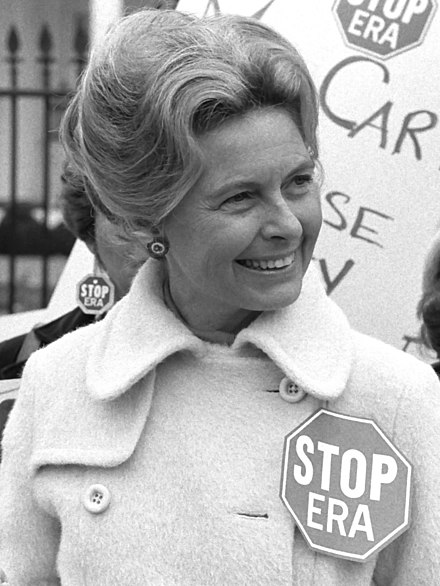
[0,166,137,381]
[417,228,440,377]
[0,7,439,585]
[0,166,138,461]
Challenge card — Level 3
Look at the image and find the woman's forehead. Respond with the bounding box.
[196,109,311,190]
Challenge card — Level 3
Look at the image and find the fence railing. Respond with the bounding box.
[0,21,88,314]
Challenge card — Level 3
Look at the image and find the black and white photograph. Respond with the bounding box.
[0,0,439,584]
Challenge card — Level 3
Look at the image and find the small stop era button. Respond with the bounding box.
[279,377,306,403]
[83,484,111,514]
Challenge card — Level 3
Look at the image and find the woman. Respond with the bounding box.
[0,8,439,585]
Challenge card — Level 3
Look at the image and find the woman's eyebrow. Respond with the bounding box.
[282,160,315,184]
[209,160,316,198]
[209,179,259,198]
[284,159,315,181]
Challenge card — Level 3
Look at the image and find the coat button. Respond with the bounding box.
[83,484,111,514]
[279,377,306,403]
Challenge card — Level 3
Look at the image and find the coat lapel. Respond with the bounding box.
[233,264,354,400]
[31,374,155,472]
[88,261,354,402]
[31,261,353,473]
[85,262,205,401]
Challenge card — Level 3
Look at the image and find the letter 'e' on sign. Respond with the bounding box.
[76,274,115,315]
[280,409,412,562]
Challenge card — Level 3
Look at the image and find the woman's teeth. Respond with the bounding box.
[237,255,295,271]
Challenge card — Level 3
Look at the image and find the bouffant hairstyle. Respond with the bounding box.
[61,8,319,262]
[418,230,440,357]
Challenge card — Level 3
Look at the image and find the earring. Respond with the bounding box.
[147,235,169,260]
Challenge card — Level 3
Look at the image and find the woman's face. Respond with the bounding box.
[164,107,322,332]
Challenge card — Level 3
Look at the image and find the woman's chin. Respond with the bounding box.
[240,282,304,313]
[232,254,307,310]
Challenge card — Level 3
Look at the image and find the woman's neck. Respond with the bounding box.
[163,277,260,336]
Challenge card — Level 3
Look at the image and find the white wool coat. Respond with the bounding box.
[1,261,440,586]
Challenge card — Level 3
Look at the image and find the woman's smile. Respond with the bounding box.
[235,253,296,272]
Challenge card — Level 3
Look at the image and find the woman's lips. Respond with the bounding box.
[235,254,295,271]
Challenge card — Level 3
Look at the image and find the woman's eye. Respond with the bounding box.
[284,174,314,196]
[222,192,252,206]
[292,174,313,187]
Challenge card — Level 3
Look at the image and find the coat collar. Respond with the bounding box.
[86,261,354,402]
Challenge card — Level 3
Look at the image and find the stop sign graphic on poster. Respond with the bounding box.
[77,274,115,315]
[333,0,437,59]
[280,409,412,562]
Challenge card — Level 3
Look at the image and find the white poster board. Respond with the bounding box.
[178,0,439,359]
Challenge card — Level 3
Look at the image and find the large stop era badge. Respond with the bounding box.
[280,409,412,562]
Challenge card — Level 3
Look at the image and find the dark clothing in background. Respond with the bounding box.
[0,307,95,462]
[0,307,94,380]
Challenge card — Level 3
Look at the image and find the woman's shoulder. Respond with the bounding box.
[350,329,437,383]
[329,330,440,460]
[341,330,440,428]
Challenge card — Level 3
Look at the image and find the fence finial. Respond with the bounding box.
[73,17,89,76]
[7,26,20,56]
[39,24,53,57]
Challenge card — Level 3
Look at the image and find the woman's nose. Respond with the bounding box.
[260,198,303,242]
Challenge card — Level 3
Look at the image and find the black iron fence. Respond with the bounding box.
[0,21,88,314]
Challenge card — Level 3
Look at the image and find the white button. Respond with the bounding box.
[83,484,111,514]
[279,377,306,403]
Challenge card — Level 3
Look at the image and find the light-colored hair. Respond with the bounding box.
[61,8,319,262]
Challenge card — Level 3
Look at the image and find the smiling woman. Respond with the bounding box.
[164,108,322,333]
[0,5,439,586]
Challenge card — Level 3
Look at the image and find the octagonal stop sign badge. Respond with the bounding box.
[333,0,437,60]
[280,409,412,562]
[76,274,115,315]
